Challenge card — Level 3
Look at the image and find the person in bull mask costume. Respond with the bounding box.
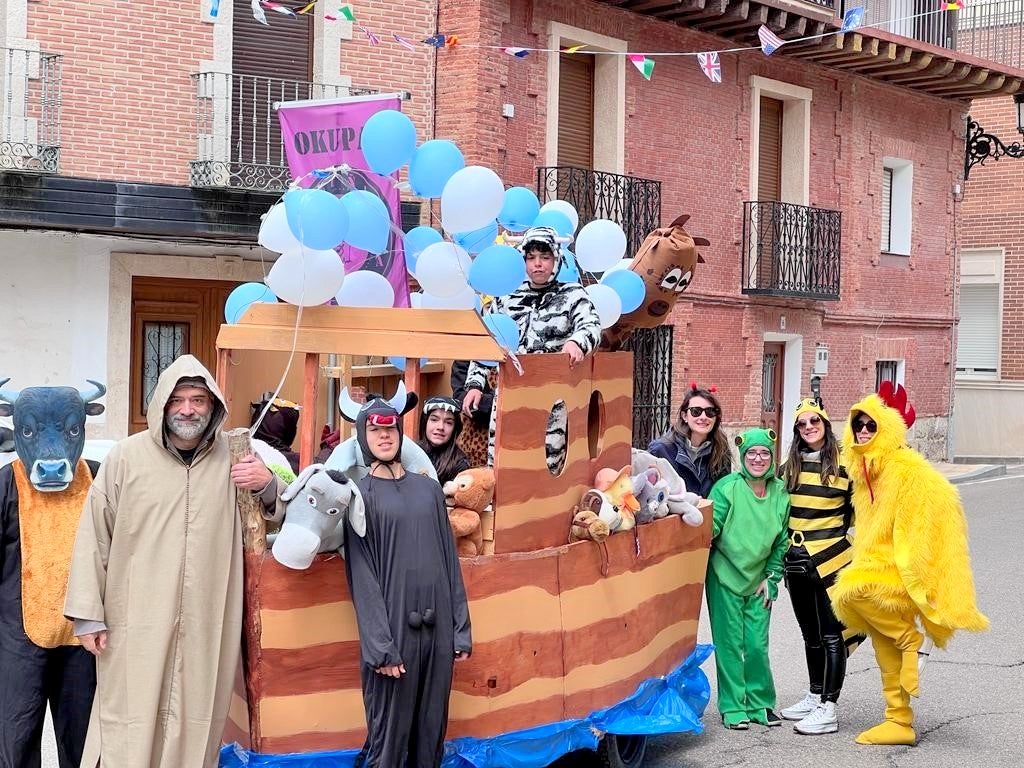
[339,386,471,767]
[0,378,106,767]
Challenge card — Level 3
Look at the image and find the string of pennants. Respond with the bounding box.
[236,0,974,84]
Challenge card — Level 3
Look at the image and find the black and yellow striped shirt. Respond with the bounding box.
[785,458,854,587]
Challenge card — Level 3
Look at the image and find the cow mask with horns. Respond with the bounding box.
[0,379,106,492]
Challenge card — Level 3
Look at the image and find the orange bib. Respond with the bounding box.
[12,459,91,648]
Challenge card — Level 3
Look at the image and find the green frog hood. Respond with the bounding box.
[735,427,777,479]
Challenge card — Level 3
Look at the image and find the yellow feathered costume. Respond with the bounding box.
[830,388,988,746]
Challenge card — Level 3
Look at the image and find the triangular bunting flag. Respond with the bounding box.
[394,33,417,51]
[361,26,381,45]
[445,34,459,48]
[338,4,356,20]
[945,0,964,9]
[627,54,655,80]
[502,47,529,58]
[696,51,722,83]
[250,0,268,25]
[562,44,586,54]
[296,1,316,14]
[423,33,446,48]
[210,0,221,18]
[841,6,865,31]
[757,25,786,55]
[261,1,295,16]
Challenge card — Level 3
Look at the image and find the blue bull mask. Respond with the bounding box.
[0,379,106,492]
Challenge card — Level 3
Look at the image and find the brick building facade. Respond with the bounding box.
[956,94,1024,458]
[3,0,1022,459]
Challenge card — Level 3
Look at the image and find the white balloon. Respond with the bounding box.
[415,241,472,298]
[440,166,505,234]
[604,257,635,275]
[575,219,628,272]
[335,269,395,308]
[267,248,345,306]
[586,284,623,330]
[258,203,300,254]
[420,285,477,309]
[539,200,580,233]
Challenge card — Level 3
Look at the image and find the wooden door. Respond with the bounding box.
[761,342,784,454]
[129,277,238,434]
[756,96,783,290]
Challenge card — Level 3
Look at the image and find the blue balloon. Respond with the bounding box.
[403,226,443,273]
[284,188,350,250]
[387,356,428,372]
[340,190,391,254]
[601,269,646,314]
[469,245,526,297]
[532,209,574,237]
[361,110,417,175]
[408,140,465,198]
[225,282,276,324]
[498,187,541,232]
[454,221,498,254]
[484,312,521,351]
[557,249,581,284]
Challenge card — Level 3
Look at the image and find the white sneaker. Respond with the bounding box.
[780,691,821,721]
[794,701,839,735]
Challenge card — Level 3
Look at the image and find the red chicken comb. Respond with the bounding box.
[689,381,718,393]
[877,380,916,428]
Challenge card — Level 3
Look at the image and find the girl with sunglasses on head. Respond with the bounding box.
[778,398,863,735]
[648,384,732,498]
[417,397,472,487]
[706,428,791,731]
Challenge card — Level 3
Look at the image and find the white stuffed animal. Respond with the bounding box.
[631,448,703,527]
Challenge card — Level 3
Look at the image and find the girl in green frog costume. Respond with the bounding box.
[707,427,791,730]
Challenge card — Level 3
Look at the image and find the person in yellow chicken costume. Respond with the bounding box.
[830,381,988,747]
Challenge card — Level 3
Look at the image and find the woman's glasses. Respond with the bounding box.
[796,415,822,430]
[687,406,719,418]
[852,418,878,434]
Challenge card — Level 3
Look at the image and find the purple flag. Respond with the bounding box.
[277,96,411,307]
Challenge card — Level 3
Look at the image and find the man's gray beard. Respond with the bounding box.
[167,412,211,441]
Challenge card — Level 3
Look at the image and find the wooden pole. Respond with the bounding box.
[227,427,266,555]
[403,356,421,440]
[299,352,320,469]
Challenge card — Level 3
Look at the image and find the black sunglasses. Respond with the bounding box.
[795,415,823,429]
[687,406,719,418]
[853,418,878,434]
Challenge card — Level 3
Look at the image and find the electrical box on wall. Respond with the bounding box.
[813,344,829,376]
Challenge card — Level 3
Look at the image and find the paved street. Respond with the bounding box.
[40,471,1021,767]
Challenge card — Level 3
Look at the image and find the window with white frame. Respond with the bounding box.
[881,158,912,255]
[875,359,905,391]
[957,249,1002,379]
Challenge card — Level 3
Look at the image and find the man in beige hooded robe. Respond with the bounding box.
[64,355,280,768]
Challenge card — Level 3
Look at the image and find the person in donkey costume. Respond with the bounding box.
[338,386,472,767]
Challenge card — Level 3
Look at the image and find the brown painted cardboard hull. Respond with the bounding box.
[230,506,712,754]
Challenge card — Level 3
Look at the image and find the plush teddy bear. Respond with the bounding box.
[633,465,671,524]
[632,448,703,526]
[442,467,495,557]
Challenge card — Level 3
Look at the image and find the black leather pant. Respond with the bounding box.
[785,547,846,703]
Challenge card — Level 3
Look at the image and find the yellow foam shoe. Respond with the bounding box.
[855,721,917,746]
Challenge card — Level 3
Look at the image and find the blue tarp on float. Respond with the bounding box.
[219,643,712,768]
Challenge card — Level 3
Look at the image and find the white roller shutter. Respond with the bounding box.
[881,167,892,253]
[956,283,999,375]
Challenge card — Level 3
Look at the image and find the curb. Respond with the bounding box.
[948,465,1007,485]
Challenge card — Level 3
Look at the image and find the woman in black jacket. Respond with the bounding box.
[647,383,731,498]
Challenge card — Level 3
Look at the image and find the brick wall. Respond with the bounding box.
[27,0,214,185]
[961,97,1024,379]
[431,0,960,433]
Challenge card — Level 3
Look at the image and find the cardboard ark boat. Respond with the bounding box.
[215,305,713,766]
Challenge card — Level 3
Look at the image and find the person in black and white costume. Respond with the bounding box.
[461,226,602,470]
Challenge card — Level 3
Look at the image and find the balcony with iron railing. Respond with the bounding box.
[536,166,662,266]
[190,72,379,191]
[1,47,61,173]
[857,0,1024,68]
[741,201,842,301]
